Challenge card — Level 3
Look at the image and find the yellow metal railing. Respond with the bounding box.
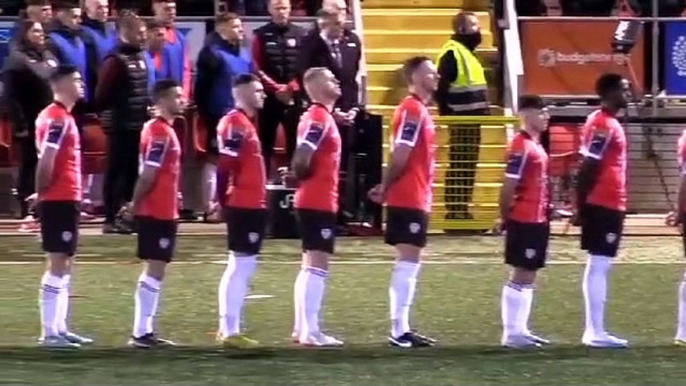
[383,116,519,231]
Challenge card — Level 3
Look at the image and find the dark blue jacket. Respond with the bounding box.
[47,21,89,101]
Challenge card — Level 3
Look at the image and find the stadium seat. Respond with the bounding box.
[81,115,108,174]
[548,124,581,177]
[0,115,14,168]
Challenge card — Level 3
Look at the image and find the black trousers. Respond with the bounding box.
[15,135,37,217]
[445,124,481,219]
[258,96,299,177]
[104,130,140,223]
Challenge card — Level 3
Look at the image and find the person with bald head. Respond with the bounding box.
[289,67,344,347]
[251,0,306,175]
[435,11,489,221]
[81,0,116,103]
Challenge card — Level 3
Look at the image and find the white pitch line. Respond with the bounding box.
[0,259,683,266]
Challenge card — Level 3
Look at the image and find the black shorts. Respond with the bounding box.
[384,207,429,248]
[505,220,550,271]
[225,207,267,255]
[38,200,80,257]
[580,204,625,257]
[136,216,178,262]
[295,209,336,254]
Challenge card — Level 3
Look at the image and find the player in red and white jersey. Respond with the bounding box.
[576,73,630,348]
[290,67,343,347]
[35,65,92,348]
[496,95,551,349]
[667,130,686,345]
[126,80,184,348]
[368,56,438,348]
[215,74,266,349]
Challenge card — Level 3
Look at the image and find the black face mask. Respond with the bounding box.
[457,32,482,50]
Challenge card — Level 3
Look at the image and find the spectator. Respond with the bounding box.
[152,0,192,99]
[144,19,167,92]
[435,12,488,220]
[3,20,56,218]
[46,2,87,100]
[80,0,117,216]
[15,0,52,26]
[95,15,150,234]
[298,8,362,226]
[81,0,117,104]
[252,0,306,175]
[194,12,251,218]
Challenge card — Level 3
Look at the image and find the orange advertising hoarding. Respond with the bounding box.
[521,20,645,95]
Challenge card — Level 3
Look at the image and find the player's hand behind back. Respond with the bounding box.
[367,184,386,204]
[278,167,298,188]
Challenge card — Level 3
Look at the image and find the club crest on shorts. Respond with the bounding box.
[525,248,536,259]
[409,222,421,234]
[606,232,617,244]
[61,231,72,242]
[248,232,259,244]
[159,238,170,249]
[321,228,332,240]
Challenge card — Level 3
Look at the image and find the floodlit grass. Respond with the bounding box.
[1,235,686,385]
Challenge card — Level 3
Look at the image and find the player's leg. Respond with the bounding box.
[501,221,549,348]
[385,207,434,348]
[38,201,87,348]
[580,205,627,348]
[217,208,264,348]
[129,217,177,348]
[675,214,686,345]
[293,210,342,347]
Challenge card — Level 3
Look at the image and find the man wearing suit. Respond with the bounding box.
[298,8,362,227]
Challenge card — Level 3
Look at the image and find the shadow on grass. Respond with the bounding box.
[0,344,680,365]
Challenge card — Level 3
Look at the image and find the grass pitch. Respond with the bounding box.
[1,234,686,385]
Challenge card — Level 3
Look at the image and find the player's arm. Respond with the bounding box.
[35,119,66,194]
[677,148,686,218]
[291,120,328,181]
[575,127,611,207]
[380,112,423,192]
[216,123,244,205]
[131,136,168,213]
[498,147,527,223]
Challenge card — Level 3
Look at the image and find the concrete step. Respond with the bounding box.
[364,47,497,65]
[367,84,499,107]
[366,63,495,90]
[362,9,491,31]
[368,104,505,117]
[362,0,491,9]
[363,29,494,50]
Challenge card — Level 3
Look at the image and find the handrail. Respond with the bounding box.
[502,0,523,115]
[351,0,368,107]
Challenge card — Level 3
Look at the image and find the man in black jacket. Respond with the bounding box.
[298,8,362,226]
[95,15,150,234]
[3,20,57,218]
[252,0,306,175]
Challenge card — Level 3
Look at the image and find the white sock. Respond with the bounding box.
[389,260,421,338]
[582,254,613,336]
[501,281,527,337]
[218,254,258,337]
[298,266,327,339]
[519,285,535,335]
[56,274,71,334]
[40,272,62,338]
[133,274,162,338]
[293,266,307,336]
[676,273,686,340]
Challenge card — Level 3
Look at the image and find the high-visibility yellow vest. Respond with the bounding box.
[436,39,489,114]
